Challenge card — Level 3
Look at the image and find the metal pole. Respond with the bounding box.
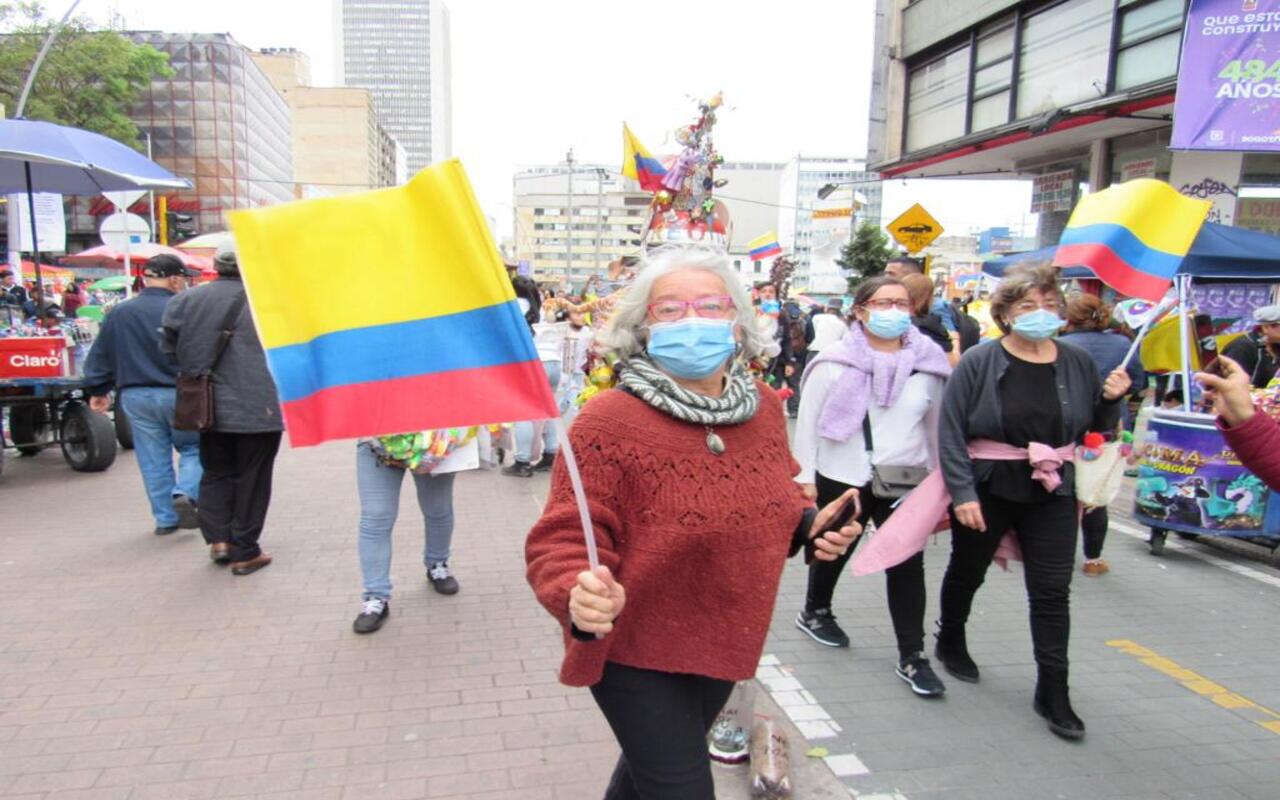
[146,133,156,243]
[14,0,83,117]
[1177,275,1192,412]
[11,0,83,279]
[23,162,46,324]
[594,168,603,276]
[565,148,574,287]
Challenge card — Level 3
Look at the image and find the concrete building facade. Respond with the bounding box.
[778,156,881,293]
[336,0,452,174]
[252,48,400,195]
[512,166,650,288]
[865,0,1229,247]
[118,32,294,238]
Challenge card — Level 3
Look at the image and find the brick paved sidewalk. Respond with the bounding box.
[0,443,845,800]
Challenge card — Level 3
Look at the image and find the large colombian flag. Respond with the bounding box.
[622,123,668,192]
[1054,178,1211,302]
[227,160,559,447]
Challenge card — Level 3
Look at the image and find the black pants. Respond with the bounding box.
[1082,506,1107,560]
[939,488,1078,671]
[805,473,927,659]
[198,431,282,562]
[787,352,806,414]
[589,662,734,800]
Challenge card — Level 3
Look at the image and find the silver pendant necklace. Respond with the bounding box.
[705,426,726,455]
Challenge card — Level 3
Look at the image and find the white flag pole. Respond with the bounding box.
[553,415,599,571]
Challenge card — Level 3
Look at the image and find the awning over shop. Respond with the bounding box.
[872,90,1174,181]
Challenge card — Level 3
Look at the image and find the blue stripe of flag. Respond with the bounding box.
[266,300,538,404]
[1058,224,1183,280]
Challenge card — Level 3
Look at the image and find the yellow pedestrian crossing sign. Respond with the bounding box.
[887,203,943,254]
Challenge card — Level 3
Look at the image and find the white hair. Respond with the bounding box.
[596,244,769,361]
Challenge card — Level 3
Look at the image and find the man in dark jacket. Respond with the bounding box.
[1220,304,1280,388]
[84,255,201,535]
[754,281,794,391]
[163,242,282,575]
[1,269,29,307]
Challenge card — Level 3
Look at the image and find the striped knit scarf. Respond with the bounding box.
[617,357,759,426]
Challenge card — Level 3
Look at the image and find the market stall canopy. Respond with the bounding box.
[65,243,209,274]
[0,119,189,195]
[89,275,130,291]
[983,223,1280,282]
[175,231,232,253]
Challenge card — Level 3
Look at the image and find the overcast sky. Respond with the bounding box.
[95,0,1032,238]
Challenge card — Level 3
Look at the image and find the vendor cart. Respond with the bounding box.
[987,222,1280,562]
[0,318,116,476]
[0,118,188,479]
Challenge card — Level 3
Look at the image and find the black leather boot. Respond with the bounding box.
[1034,668,1085,740]
[933,622,979,683]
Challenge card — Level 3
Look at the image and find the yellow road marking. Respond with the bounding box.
[1106,639,1280,735]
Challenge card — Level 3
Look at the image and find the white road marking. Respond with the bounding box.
[1110,520,1280,589]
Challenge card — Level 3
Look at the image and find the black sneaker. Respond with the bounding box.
[532,453,557,471]
[502,460,533,478]
[172,495,200,529]
[428,561,459,595]
[896,653,946,697]
[353,598,389,634]
[154,525,179,536]
[795,608,850,648]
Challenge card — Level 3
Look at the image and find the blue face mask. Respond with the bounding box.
[1011,308,1065,340]
[865,308,912,340]
[760,299,780,315]
[646,318,737,379]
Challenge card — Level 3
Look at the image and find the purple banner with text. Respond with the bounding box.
[1172,0,1280,151]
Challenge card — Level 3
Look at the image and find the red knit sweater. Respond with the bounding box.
[525,383,813,687]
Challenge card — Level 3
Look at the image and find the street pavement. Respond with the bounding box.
[3,441,1280,799]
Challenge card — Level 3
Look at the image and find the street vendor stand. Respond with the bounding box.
[986,223,1280,563]
[0,119,189,479]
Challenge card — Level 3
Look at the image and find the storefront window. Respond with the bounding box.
[906,45,969,152]
[1107,128,1173,186]
[971,18,1014,132]
[1115,0,1185,89]
[1016,0,1113,119]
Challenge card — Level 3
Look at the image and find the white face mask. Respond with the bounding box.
[516,297,531,315]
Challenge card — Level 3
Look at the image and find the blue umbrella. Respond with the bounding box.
[0,118,189,194]
[0,119,190,317]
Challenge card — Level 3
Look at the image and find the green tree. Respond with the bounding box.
[0,2,173,148]
[837,221,895,291]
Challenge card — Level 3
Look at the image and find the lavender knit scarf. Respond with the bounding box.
[800,322,952,442]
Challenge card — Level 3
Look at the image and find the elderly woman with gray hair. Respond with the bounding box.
[526,245,861,799]
[935,264,1131,741]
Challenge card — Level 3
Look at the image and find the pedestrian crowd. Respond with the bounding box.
[47,240,1280,800]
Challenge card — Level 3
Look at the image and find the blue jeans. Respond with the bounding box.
[356,442,456,601]
[119,387,202,527]
[515,360,562,462]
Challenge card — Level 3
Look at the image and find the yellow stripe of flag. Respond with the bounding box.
[1066,178,1212,256]
[228,160,513,350]
[747,231,779,250]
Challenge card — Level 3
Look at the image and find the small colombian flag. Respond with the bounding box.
[1053,178,1211,302]
[747,232,782,260]
[228,160,559,447]
[622,123,668,192]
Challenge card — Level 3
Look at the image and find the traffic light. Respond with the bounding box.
[165,211,196,243]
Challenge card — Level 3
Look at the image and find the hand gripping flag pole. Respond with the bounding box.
[554,416,600,571]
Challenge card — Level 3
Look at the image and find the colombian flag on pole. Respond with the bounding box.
[1053,179,1211,302]
[747,231,782,260]
[622,123,667,192]
[228,160,559,447]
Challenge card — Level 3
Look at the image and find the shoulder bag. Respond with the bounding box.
[173,292,247,432]
[863,414,930,499]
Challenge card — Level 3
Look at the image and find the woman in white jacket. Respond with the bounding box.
[792,276,952,697]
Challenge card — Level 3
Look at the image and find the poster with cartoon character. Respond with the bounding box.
[1134,415,1271,535]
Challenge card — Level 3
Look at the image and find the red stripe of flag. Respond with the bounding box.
[1055,243,1174,302]
[280,361,558,448]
